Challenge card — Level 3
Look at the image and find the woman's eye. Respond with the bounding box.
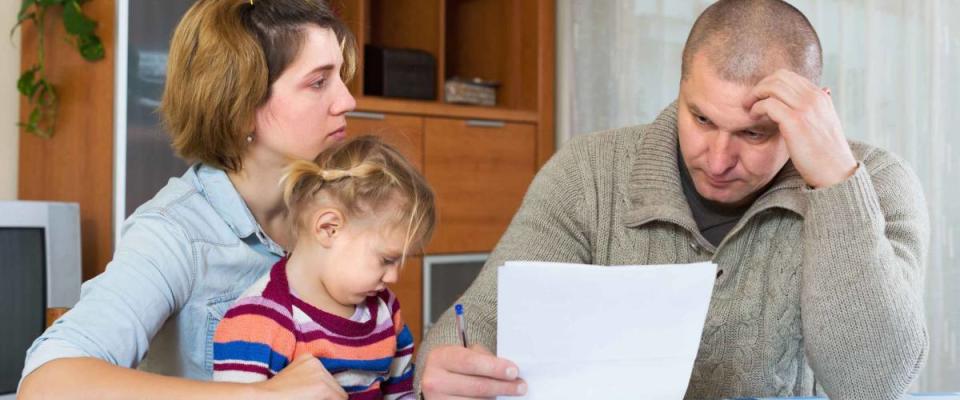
[311,79,326,89]
[382,258,397,265]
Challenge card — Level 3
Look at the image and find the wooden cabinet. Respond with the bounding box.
[392,255,424,345]
[346,112,425,171]
[424,118,536,253]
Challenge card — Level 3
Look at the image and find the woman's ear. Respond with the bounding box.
[310,208,345,247]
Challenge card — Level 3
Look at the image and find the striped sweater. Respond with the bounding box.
[213,258,415,399]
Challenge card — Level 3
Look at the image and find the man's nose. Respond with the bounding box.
[705,133,737,176]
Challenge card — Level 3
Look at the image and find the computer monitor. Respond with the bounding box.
[0,201,81,398]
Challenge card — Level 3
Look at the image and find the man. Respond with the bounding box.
[415,0,929,399]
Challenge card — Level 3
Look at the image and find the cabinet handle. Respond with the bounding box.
[346,111,386,120]
[465,119,506,128]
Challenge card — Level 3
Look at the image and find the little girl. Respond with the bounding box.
[212,135,435,400]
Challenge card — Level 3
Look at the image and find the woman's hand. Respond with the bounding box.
[254,353,348,400]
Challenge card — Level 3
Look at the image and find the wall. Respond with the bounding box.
[0,2,21,200]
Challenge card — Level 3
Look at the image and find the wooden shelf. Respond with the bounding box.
[355,96,538,123]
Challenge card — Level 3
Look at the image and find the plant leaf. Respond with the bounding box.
[62,0,96,36]
[28,107,41,126]
[18,0,36,21]
[77,34,104,61]
[17,66,39,97]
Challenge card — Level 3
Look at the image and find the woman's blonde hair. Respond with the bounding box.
[281,135,436,258]
[160,0,357,172]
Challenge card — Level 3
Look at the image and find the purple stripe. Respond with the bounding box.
[232,296,291,318]
[263,258,294,305]
[291,294,381,336]
[395,347,414,358]
[348,388,384,400]
[214,362,275,378]
[301,327,396,347]
[298,311,396,340]
[378,289,398,312]
[382,379,413,394]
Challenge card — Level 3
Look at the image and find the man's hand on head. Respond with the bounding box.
[743,69,858,189]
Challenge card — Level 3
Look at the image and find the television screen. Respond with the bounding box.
[0,228,46,394]
[425,255,487,333]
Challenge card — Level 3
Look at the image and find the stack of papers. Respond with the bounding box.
[497,261,717,400]
[725,395,960,400]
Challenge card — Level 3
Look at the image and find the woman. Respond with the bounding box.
[19,1,356,398]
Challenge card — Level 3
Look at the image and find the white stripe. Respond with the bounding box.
[215,359,270,369]
[213,370,268,383]
[334,369,382,387]
[387,354,413,377]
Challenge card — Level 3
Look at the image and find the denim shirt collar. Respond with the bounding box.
[192,164,286,256]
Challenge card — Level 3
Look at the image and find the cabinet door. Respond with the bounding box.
[391,256,423,349]
[424,118,536,253]
[346,112,424,171]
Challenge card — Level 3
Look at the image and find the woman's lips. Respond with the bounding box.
[328,126,346,140]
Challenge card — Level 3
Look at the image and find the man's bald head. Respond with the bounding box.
[681,0,822,85]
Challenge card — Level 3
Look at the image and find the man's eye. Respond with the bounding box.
[694,115,711,125]
[744,130,766,140]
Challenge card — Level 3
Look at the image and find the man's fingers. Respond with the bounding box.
[440,347,519,380]
[744,78,802,111]
[429,368,527,398]
[743,69,819,110]
[749,97,794,127]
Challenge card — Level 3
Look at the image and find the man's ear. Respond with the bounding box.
[310,208,345,247]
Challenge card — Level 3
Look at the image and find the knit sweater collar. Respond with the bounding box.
[624,101,808,249]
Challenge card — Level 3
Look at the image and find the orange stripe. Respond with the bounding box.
[214,314,297,358]
[304,336,397,360]
[392,309,405,334]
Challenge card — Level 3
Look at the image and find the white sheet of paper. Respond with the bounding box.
[497,261,717,400]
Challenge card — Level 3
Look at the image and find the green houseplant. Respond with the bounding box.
[13,0,105,138]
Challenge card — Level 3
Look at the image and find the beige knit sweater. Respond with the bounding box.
[415,104,929,399]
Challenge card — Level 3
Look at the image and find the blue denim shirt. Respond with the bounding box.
[21,164,284,383]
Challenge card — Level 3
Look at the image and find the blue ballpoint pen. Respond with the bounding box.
[455,303,469,347]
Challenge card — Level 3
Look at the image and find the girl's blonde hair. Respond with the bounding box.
[281,135,436,258]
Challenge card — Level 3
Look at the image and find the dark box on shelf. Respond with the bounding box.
[363,45,436,100]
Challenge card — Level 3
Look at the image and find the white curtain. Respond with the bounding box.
[557,0,959,391]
